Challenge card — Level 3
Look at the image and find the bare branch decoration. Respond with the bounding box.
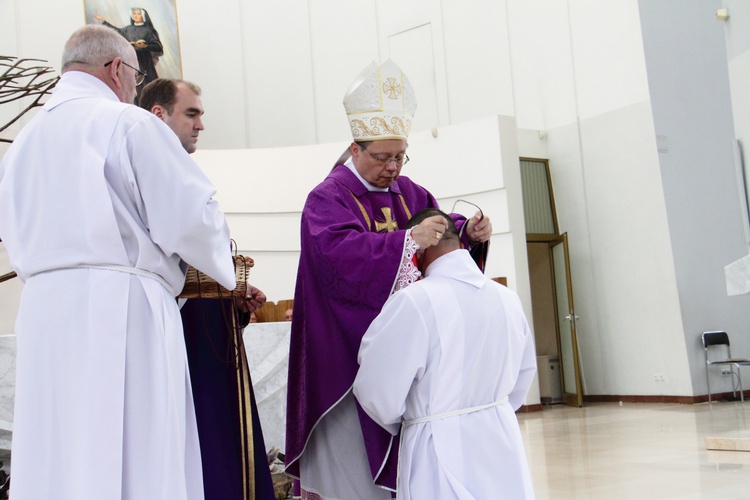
[0,56,57,281]
[0,56,59,143]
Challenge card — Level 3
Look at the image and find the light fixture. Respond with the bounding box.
[716,8,729,21]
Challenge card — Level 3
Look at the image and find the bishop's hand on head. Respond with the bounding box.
[410,215,449,249]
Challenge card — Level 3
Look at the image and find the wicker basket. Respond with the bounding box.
[178,255,254,299]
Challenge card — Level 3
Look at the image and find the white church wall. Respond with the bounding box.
[507,1,693,396]
[0,2,17,57]
[440,2,515,124]
[11,2,78,66]
[0,0,61,149]
[578,102,690,396]
[564,2,692,396]
[0,0,19,147]
[516,130,550,162]
[567,1,651,120]
[238,0,318,148]
[506,0,578,132]
[727,49,750,203]
[497,116,532,301]
[375,0,447,133]
[721,0,750,63]
[724,0,750,214]
[307,0,381,145]
[639,0,750,396]
[177,0,248,149]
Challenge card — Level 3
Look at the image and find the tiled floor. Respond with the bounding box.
[2,401,749,498]
[518,401,750,499]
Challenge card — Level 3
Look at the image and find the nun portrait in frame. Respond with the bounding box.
[84,1,183,96]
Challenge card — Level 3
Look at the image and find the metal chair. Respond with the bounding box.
[702,331,748,402]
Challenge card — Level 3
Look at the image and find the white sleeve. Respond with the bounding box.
[353,291,429,435]
[124,113,235,290]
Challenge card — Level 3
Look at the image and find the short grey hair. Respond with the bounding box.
[62,25,133,71]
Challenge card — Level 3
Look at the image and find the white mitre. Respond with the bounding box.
[343,59,417,141]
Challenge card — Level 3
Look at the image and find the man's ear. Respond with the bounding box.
[107,58,124,91]
[151,105,166,119]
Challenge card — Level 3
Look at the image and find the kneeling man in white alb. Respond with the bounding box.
[353,208,537,499]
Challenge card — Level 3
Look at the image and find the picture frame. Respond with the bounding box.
[82,1,183,83]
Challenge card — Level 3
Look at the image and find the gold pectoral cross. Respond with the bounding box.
[375,207,399,233]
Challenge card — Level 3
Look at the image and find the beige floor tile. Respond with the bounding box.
[518,402,750,499]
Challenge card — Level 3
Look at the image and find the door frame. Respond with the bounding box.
[550,233,583,407]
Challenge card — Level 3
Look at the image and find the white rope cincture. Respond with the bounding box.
[35,264,175,295]
[396,396,510,486]
[402,397,510,427]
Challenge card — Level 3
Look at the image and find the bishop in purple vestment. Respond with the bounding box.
[285,60,492,498]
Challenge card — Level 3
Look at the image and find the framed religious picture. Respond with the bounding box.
[82,1,183,89]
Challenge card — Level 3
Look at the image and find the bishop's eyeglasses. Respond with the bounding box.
[104,60,147,86]
[363,148,410,167]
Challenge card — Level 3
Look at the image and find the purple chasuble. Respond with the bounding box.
[285,165,470,489]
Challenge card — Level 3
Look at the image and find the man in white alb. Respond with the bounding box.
[353,208,537,499]
[0,25,240,500]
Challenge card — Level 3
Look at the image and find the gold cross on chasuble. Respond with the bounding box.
[347,190,412,232]
[375,207,399,232]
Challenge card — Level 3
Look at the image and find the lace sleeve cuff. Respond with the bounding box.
[392,229,422,293]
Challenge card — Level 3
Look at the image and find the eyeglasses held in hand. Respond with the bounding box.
[451,199,484,221]
[104,60,147,86]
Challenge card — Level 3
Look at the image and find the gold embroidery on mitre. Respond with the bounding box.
[349,119,373,138]
[349,117,412,139]
[375,207,399,233]
[382,78,402,99]
[391,117,411,136]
